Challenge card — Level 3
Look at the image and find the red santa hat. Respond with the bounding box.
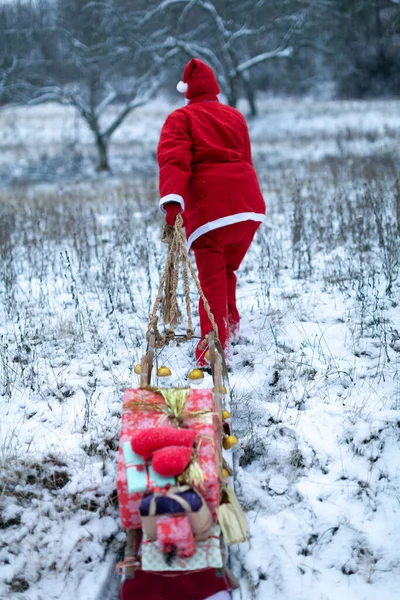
[176,58,220,99]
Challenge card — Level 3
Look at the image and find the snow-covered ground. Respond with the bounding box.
[1,97,400,186]
[0,97,399,600]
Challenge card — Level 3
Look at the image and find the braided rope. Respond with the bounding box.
[147,214,219,347]
[169,235,180,329]
[174,215,219,339]
[182,253,193,338]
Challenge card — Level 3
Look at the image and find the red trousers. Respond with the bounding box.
[191,221,260,349]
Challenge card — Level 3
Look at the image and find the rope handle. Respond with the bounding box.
[147,213,219,347]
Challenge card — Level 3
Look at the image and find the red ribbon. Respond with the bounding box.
[145,461,151,488]
[151,484,172,495]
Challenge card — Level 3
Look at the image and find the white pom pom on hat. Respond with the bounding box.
[176,81,188,93]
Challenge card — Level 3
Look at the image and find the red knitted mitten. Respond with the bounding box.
[131,427,197,459]
[164,202,182,227]
[152,445,193,477]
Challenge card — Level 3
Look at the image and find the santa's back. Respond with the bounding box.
[180,100,252,169]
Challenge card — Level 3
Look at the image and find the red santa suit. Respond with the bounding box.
[157,58,266,361]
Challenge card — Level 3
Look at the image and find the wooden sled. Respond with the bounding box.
[120,331,238,590]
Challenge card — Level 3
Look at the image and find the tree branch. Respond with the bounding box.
[102,75,162,140]
[237,46,293,72]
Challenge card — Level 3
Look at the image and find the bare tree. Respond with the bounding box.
[0,57,18,104]
[0,0,53,105]
[134,0,295,115]
[1,0,399,135]
[20,0,178,171]
[34,73,165,171]
[333,0,400,97]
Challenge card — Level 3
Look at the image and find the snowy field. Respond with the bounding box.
[0,97,400,600]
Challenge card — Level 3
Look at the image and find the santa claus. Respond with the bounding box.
[157,58,266,366]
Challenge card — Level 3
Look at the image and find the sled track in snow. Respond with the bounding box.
[96,554,121,600]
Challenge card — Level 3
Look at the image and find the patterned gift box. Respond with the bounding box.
[141,524,223,572]
[117,388,221,530]
[122,442,175,493]
[157,515,195,558]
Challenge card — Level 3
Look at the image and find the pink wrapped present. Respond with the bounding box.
[117,387,221,530]
[157,515,195,558]
[141,524,223,572]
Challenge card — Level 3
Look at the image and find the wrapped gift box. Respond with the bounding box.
[117,388,221,530]
[141,524,223,572]
[157,515,195,558]
[122,442,175,494]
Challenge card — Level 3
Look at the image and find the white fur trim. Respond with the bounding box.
[176,81,188,93]
[159,194,185,215]
[187,212,265,249]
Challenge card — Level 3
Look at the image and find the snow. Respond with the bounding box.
[0,95,400,599]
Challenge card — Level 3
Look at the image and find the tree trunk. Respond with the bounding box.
[226,76,238,108]
[95,134,110,172]
[241,73,257,117]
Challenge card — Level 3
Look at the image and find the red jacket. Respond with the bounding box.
[157,95,266,249]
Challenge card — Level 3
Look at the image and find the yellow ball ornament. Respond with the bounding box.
[212,385,227,395]
[222,468,230,479]
[222,409,232,420]
[134,364,141,375]
[157,366,172,377]
[188,368,204,382]
[204,349,211,362]
[223,435,239,450]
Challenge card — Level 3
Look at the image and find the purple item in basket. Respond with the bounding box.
[139,489,203,516]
